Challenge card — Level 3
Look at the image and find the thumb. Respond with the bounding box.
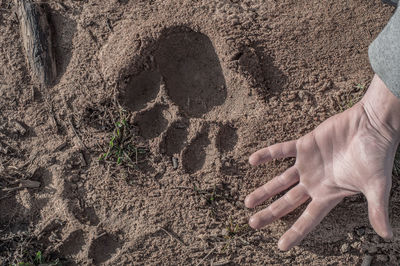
[365,180,393,239]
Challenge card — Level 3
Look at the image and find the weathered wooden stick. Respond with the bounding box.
[14,0,56,87]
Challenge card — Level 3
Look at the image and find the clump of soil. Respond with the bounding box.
[1,0,399,265]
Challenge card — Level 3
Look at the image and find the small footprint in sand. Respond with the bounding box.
[88,233,121,264]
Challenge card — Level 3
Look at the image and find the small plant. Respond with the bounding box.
[14,250,62,266]
[98,110,147,168]
[193,185,220,205]
[221,217,249,253]
[223,218,248,240]
[34,251,42,264]
[355,83,365,90]
[338,83,366,112]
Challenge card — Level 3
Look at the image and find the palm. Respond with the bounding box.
[245,103,396,251]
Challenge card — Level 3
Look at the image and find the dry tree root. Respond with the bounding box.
[14,0,56,87]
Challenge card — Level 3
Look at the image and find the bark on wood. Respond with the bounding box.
[15,0,56,87]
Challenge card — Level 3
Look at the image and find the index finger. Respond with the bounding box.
[249,140,297,166]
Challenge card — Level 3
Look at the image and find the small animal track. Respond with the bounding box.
[182,127,210,174]
[59,229,85,257]
[67,198,100,226]
[216,124,238,153]
[124,70,161,111]
[161,121,188,156]
[88,233,121,264]
[135,104,168,139]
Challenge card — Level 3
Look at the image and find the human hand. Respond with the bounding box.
[245,75,400,251]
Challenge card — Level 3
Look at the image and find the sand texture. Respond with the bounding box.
[0,0,399,265]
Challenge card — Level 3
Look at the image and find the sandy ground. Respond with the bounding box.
[0,0,399,265]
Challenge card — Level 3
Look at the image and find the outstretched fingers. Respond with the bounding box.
[278,198,342,251]
[248,184,309,229]
[249,140,297,166]
[245,166,300,208]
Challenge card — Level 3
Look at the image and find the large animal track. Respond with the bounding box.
[118,28,239,175]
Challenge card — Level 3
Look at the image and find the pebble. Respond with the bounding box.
[199,197,208,206]
[371,235,381,243]
[351,241,361,249]
[376,254,388,263]
[340,243,349,253]
[389,254,398,264]
[231,17,240,26]
[67,174,79,183]
[367,246,378,254]
[13,120,27,135]
[148,190,160,197]
[355,227,365,236]
[287,92,297,101]
[361,255,373,266]
[172,157,178,169]
[197,233,207,241]
[347,232,354,241]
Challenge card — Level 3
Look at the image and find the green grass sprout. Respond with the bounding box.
[98,111,147,168]
[221,217,250,253]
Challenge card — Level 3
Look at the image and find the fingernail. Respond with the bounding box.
[249,216,259,229]
[248,155,257,165]
[278,238,289,251]
[383,228,393,239]
[244,196,253,208]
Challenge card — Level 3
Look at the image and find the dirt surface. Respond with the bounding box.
[1,0,399,265]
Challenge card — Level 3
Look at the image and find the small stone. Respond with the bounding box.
[351,241,361,249]
[209,228,219,237]
[68,174,79,183]
[199,197,207,206]
[287,92,297,101]
[371,235,381,243]
[172,157,178,170]
[347,232,354,241]
[79,152,87,167]
[230,51,243,61]
[361,255,373,266]
[53,142,67,152]
[340,243,349,253]
[355,227,365,236]
[389,254,398,264]
[19,179,40,188]
[376,254,388,263]
[13,120,27,135]
[231,16,240,26]
[197,233,207,240]
[148,190,160,197]
[368,246,378,254]
[298,91,307,100]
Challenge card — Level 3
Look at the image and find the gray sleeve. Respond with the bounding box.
[369,8,400,98]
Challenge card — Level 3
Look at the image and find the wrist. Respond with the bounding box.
[360,74,400,142]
